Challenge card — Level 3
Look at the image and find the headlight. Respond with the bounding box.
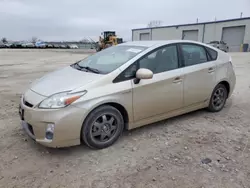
[38,91,87,109]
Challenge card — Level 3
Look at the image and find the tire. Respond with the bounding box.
[207,84,228,112]
[82,105,124,149]
[96,47,101,52]
[105,44,111,48]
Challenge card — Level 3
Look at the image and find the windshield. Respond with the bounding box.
[75,45,147,74]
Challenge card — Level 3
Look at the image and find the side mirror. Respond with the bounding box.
[136,68,153,79]
[134,68,153,84]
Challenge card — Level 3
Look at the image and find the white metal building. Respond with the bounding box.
[132,17,250,52]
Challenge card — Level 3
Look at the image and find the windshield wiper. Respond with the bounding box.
[72,62,82,70]
[80,66,100,74]
[72,62,100,74]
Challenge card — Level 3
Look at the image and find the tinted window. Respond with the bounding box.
[77,45,147,74]
[113,62,139,83]
[206,47,218,61]
[181,44,208,66]
[138,45,179,74]
[113,45,179,83]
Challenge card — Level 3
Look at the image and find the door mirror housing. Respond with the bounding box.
[136,68,153,80]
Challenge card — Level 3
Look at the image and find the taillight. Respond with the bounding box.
[229,61,234,70]
[229,56,233,67]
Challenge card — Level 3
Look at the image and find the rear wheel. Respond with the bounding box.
[82,105,124,149]
[207,84,228,112]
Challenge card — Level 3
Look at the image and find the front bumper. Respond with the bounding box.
[19,91,86,148]
[21,120,36,140]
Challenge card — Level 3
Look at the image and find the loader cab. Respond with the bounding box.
[103,31,116,41]
[102,31,117,46]
[96,31,122,52]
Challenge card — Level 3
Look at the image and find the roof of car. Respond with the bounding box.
[120,40,206,47]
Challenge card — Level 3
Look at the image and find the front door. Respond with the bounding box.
[132,44,184,121]
[179,43,216,107]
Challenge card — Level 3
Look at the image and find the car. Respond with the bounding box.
[35,41,46,48]
[53,44,60,48]
[208,40,229,52]
[46,44,54,48]
[3,42,12,48]
[0,41,5,48]
[59,44,67,48]
[68,44,79,49]
[11,42,23,48]
[19,40,236,149]
[21,42,35,48]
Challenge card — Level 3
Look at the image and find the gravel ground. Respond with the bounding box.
[0,50,250,188]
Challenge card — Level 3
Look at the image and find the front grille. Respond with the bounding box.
[23,99,33,108]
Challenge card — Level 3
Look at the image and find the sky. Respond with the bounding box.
[0,0,249,42]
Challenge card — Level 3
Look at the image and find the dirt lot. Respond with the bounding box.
[0,49,250,188]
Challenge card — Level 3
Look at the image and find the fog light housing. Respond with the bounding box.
[45,123,54,140]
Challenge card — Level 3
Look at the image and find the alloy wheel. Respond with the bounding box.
[212,87,226,110]
[91,114,118,143]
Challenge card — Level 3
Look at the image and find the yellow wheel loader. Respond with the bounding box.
[96,31,123,52]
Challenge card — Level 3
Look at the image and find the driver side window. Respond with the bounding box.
[138,45,179,74]
[113,45,179,83]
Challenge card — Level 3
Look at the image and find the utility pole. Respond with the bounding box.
[214,17,217,41]
[196,18,198,23]
[240,12,243,18]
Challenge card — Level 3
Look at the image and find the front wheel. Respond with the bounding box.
[207,84,228,112]
[82,105,124,149]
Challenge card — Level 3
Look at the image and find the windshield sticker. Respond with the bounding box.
[126,48,142,53]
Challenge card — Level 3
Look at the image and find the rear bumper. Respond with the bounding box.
[228,67,236,98]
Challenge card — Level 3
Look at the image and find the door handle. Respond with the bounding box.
[173,77,182,83]
[208,67,215,73]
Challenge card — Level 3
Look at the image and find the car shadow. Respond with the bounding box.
[123,108,206,136]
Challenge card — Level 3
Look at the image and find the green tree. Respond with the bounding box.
[1,37,7,43]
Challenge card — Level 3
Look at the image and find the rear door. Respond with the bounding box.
[179,43,217,107]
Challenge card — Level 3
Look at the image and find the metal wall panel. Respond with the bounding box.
[132,18,250,50]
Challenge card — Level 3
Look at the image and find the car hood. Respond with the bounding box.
[30,66,103,96]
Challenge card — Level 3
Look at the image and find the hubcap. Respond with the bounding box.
[91,114,118,142]
[212,87,226,109]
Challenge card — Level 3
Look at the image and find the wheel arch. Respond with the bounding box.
[103,102,129,129]
[80,102,130,141]
[217,80,230,98]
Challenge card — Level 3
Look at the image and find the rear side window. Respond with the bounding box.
[206,47,218,61]
[180,44,208,67]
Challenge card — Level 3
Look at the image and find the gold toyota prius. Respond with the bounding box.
[19,40,236,149]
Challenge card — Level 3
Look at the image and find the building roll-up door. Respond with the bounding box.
[182,30,199,41]
[140,33,150,41]
[222,26,245,52]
